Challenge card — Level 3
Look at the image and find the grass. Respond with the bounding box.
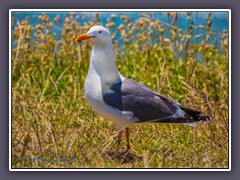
[11,12,229,168]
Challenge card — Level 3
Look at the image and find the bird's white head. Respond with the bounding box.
[76,25,111,45]
[76,25,120,82]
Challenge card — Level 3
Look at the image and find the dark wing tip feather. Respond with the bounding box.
[181,106,211,121]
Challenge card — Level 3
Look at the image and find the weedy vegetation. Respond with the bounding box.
[11,12,229,168]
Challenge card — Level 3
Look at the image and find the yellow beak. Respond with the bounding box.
[75,33,92,42]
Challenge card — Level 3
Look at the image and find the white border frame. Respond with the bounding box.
[9,9,231,171]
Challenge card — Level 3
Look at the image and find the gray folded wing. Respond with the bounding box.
[102,78,180,122]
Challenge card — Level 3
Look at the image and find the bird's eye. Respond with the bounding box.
[98,30,102,34]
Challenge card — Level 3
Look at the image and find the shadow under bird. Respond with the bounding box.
[75,25,211,155]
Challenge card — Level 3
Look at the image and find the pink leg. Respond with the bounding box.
[125,128,131,153]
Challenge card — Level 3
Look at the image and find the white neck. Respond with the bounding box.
[90,41,121,83]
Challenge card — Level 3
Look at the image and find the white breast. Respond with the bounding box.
[84,64,138,130]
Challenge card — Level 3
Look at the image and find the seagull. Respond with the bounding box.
[76,25,211,154]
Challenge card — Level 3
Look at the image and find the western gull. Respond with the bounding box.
[76,25,211,154]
